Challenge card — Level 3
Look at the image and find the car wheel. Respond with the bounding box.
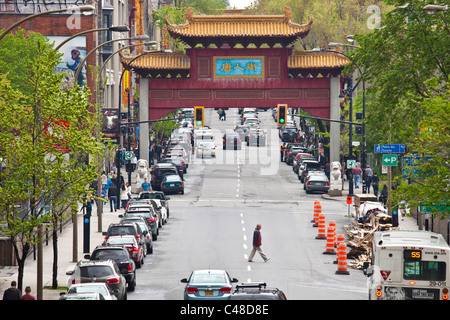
[148,244,153,254]
[128,274,136,292]
[152,233,157,241]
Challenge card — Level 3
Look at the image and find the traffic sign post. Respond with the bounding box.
[374,144,405,153]
[382,154,398,166]
[347,159,356,169]
[125,151,134,161]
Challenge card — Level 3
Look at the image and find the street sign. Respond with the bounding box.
[374,144,405,153]
[382,154,398,166]
[125,151,134,161]
[347,159,356,169]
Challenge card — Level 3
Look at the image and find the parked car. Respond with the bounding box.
[159,157,184,179]
[283,143,305,162]
[151,163,180,190]
[66,260,127,300]
[161,174,184,195]
[59,292,106,300]
[105,235,145,268]
[125,217,153,254]
[120,208,159,241]
[102,223,147,256]
[246,128,267,146]
[61,281,118,300]
[127,199,166,228]
[223,133,242,150]
[138,191,171,218]
[181,269,239,300]
[299,160,323,182]
[303,170,328,187]
[280,126,297,142]
[229,282,287,300]
[285,147,310,165]
[196,141,216,158]
[292,153,315,173]
[305,173,330,194]
[85,246,137,291]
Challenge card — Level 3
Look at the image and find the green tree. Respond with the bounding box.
[350,0,450,215]
[393,79,450,216]
[0,32,108,290]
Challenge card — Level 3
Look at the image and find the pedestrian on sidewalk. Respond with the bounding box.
[120,183,130,209]
[371,172,380,197]
[2,281,21,300]
[248,224,270,263]
[141,177,152,192]
[20,286,36,300]
[365,165,373,193]
[280,143,286,162]
[352,164,362,189]
[108,182,118,212]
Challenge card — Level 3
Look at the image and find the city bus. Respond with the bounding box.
[364,230,450,300]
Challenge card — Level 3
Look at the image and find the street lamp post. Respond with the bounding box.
[53,25,129,52]
[0,5,95,42]
[74,35,150,82]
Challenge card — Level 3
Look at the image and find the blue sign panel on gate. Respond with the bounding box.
[374,144,405,153]
[214,56,264,78]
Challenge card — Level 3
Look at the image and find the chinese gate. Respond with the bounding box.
[121,7,348,164]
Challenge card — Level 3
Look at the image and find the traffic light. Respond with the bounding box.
[277,104,287,126]
[194,106,204,127]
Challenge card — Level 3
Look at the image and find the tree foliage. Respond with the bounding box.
[350,0,450,216]
[0,31,108,290]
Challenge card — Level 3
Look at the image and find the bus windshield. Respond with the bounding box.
[404,261,446,281]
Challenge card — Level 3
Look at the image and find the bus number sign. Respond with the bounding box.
[404,249,422,261]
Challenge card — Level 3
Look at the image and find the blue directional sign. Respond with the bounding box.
[374,144,405,153]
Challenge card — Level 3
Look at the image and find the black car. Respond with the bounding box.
[102,223,147,256]
[120,208,159,241]
[150,163,180,190]
[229,282,287,300]
[84,246,137,292]
[280,126,297,142]
[159,157,184,179]
[138,191,171,218]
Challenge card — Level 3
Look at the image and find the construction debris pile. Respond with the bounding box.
[344,201,397,270]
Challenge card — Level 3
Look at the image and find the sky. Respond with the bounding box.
[228,0,255,9]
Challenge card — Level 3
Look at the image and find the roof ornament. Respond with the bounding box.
[185,7,194,23]
[284,6,292,23]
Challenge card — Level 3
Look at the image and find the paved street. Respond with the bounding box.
[0,107,418,301]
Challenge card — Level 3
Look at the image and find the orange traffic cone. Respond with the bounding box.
[311,200,320,223]
[323,221,336,254]
[335,241,350,275]
[315,213,326,239]
[312,201,322,227]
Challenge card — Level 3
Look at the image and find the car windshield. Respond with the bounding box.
[80,266,113,278]
[191,272,227,284]
[108,226,135,236]
[164,175,181,182]
[140,193,164,200]
[107,237,135,245]
[92,249,129,261]
[68,285,109,297]
[199,142,214,147]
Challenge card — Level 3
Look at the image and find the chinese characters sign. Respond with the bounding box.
[214,56,264,78]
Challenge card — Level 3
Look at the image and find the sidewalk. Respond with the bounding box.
[0,204,123,300]
[321,179,419,231]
